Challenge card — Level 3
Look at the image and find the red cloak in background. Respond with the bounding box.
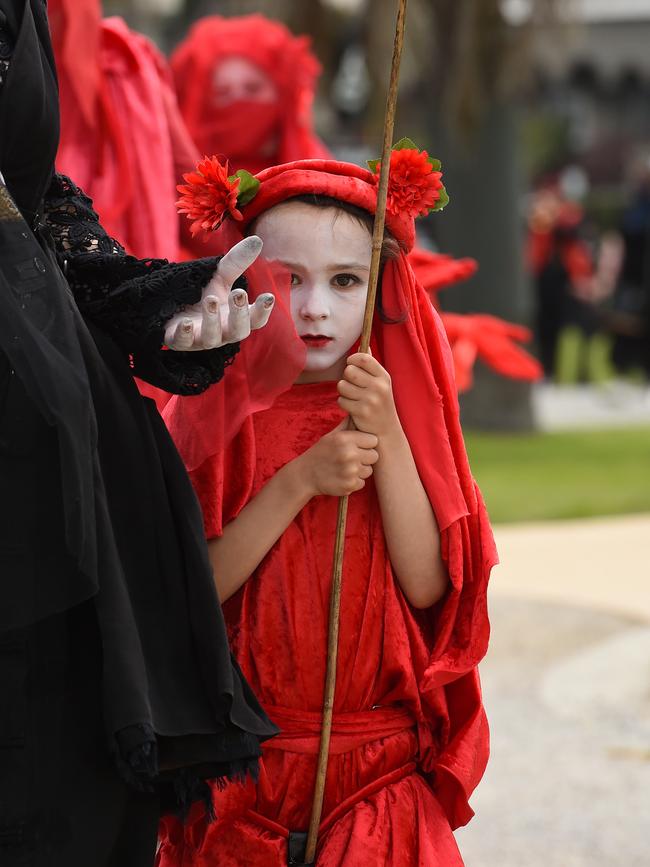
[50,0,198,259]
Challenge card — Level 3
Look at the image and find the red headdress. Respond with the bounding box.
[170,15,329,175]
[165,155,496,826]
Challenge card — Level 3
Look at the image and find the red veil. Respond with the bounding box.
[170,15,329,175]
[165,159,497,831]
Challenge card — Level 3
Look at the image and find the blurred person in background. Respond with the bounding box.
[49,0,200,260]
[527,179,597,380]
[170,14,329,177]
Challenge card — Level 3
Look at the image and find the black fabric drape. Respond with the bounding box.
[0,0,58,226]
[0,0,277,806]
[0,182,100,629]
[0,175,278,796]
[0,0,101,627]
[86,322,275,787]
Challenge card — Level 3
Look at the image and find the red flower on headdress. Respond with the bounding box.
[374,148,444,219]
[176,156,243,236]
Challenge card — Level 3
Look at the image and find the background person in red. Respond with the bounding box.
[49,0,199,260]
[527,182,595,378]
[171,13,329,177]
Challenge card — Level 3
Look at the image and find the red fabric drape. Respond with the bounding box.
[407,249,478,301]
[50,1,198,260]
[408,248,542,392]
[440,312,543,392]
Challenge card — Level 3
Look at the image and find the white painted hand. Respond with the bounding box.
[164,236,275,350]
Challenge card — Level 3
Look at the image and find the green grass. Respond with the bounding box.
[464,427,650,524]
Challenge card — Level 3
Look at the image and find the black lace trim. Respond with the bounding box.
[43,174,240,393]
[45,173,125,259]
[135,343,241,396]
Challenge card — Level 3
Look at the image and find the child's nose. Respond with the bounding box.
[300,285,329,320]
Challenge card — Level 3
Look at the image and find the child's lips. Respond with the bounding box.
[301,335,333,348]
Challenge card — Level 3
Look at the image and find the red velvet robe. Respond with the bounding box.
[157,377,495,866]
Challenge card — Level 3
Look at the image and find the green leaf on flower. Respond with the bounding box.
[367,158,380,172]
[431,185,450,212]
[392,136,419,151]
[232,169,260,206]
[427,156,442,172]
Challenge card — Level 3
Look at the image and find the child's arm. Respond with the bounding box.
[338,353,448,609]
[208,420,379,602]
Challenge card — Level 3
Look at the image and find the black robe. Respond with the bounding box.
[0,0,276,809]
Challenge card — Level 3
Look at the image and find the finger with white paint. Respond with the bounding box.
[226,287,252,343]
[216,236,263,290]
[166,317,194,350]
[200,294,223,349]
[250,293,275,331]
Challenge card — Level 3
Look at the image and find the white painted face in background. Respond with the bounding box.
[212,57,278,107]
[253,202,371,384]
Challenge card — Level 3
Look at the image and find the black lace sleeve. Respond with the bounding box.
[42,173,239,394]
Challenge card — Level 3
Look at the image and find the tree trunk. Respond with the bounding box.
[431,103,535,429]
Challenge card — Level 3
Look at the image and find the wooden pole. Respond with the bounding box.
[302,2,409,863]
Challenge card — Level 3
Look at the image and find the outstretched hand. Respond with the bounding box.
[165,236,275,351]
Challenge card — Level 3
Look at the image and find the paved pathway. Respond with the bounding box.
[533,381,650,430]
[489,514,650,621]
[455,515,650,866]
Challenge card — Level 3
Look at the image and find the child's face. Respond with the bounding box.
[254,202,371,383]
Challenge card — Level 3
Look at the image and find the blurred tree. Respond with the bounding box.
[365,0,560,429]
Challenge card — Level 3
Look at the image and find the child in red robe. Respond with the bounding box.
[158,153,497,866]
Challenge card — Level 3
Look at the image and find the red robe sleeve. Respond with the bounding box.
[380,263,498,829]
[414,488,496,829]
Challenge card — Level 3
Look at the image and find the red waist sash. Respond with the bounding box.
[263,704,417,756]
[244,705,420,840]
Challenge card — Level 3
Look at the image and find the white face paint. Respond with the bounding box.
[253,202,371,383]
[212,57,278,107]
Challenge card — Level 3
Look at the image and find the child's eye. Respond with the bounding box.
[290,274,301,286]
[332,273,360,288]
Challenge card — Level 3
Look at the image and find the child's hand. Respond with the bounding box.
[297,419,379,497]
[337,353,399,439]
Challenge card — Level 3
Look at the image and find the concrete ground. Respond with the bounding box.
[456,514,650,867]
[532,381,650,431]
